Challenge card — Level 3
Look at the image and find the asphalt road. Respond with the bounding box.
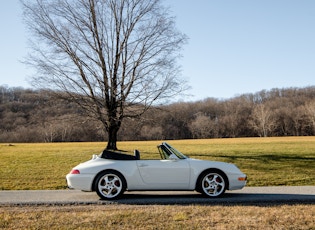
[1,186,315,206]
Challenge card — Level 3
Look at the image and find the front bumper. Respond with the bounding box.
[228,173,247,190]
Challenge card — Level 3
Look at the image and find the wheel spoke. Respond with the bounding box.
[104,176,110,184]
[205,177,213,184]
[99,184,107,190]
[213,175,219,182]
[216,181,224,186]
[214,185,221,194]
[107,187,114,196]
[112,177,121,187]
[204,177,212,189]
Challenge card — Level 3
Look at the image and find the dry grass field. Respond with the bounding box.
[1,137,314,190]
[1,204,314,229]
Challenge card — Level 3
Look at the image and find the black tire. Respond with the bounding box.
[94,170,126,200]
[197,170,227,198]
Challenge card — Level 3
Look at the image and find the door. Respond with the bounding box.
[136,159,190,189]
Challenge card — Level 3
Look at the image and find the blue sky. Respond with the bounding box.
[1,0,315,101]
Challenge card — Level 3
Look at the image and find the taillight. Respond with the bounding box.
[70,169,80,174]
[238,176,247,181]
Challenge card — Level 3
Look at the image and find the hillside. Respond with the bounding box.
[1,85,315,142]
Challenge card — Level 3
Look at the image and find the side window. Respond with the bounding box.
[158,145,178,160]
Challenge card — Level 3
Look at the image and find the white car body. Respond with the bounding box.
[66,142,246,199]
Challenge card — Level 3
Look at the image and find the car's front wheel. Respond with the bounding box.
[95,170,126,200]
[198,170,227,197]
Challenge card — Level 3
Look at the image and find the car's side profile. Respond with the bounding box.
[66,142,247,199]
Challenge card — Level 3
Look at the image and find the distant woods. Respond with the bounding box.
[1,85,315,142]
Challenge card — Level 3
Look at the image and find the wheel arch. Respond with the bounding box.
[91,169,127,191]
[195,168,230,192]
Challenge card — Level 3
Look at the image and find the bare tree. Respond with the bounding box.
[188,113,218,139]
[249,103,275,137]
[21,0,187,149]
[304,101,315,135]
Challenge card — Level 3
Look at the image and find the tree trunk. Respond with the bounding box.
[106,125,119,150]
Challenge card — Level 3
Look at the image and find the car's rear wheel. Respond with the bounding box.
[95,170,126,200]
[198,170,227,197]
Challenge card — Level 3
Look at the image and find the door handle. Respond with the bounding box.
[138,163,148,167]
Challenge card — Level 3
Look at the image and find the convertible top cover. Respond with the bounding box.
[100,150,139,160]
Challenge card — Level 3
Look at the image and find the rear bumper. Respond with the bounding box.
[66,173,94,191]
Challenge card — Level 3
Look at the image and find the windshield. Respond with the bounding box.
[158,142,187,160]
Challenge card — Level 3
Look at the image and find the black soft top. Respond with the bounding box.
[100,150,139,160]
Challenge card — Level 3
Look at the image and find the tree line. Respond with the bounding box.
[1,85,315,143]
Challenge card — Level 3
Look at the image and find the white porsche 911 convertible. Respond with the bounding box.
[66,142,247,200]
